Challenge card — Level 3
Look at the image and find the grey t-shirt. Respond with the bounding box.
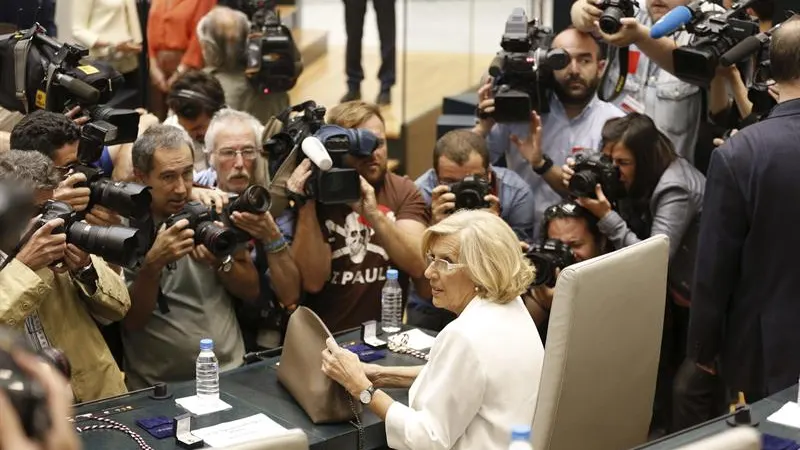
[122,256,245,390]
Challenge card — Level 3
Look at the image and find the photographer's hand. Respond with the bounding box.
[16,219,68,272]
[575,184,612,219]
[63,244,92,274]
[287,159,314,197]
[231,211,282,244]
[190,244,223,268]
[572,0,603,31]
[713,129,738,147]
[349,176,380,218]
[472,78,496,138]
[84,205,123,227]
[64,106,90,127]
[596,17,647,48]
[483,194,501,217]
[430,185,455,225]
[189,188,228,214]
[510,111,544,168]
[561,157,576,188]
[54,173,91,213]
[144,219,195,268]
[0,351,81,450]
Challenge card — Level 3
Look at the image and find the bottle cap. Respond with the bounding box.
[511,425,531,441]
[200,338,214,350]
[387,269,399,280]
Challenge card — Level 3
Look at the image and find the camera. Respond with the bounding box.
[265,101,380,205]
[597,0,636,34]
[487,8,570,122]
[0,327,72,441]
[673,1,760,86]
[526,239,575,288]
[568,151,625,202]
[221,184,272,242]
[449,175,490,211]
[72,122,152,219]
[0,25,140,143]
[30,200,145,268]
[164,201,239,258]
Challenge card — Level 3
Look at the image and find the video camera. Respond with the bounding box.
[0,24,140,144]
[24,200,145,268]
[597,0,637,34]
[0,327,71,441]
[487,8,570,122]
[449,175,490,211]
[526,239,575,288]
[568,151,626,202]
[266,101,380,205]
[671,0,761,86]
[164,185,271,257]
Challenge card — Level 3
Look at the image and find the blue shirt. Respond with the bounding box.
[487,94,624,236]
[408,166,536,308]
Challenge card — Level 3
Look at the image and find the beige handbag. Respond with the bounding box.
[277,306,361,424]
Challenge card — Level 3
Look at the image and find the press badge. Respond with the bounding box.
[620,94,645,114]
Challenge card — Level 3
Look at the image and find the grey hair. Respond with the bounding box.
[206,108,264,153]
[0,149,60,190]
[197,6,250,71]
[132,124,194,174]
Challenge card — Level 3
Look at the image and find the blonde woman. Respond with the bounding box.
[322,210,544,450]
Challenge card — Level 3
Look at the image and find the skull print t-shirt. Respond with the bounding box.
[307,172,428,332]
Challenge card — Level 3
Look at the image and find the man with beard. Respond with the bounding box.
[474,28,624,235]
[282,101,429,332]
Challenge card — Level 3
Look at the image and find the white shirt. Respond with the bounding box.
[385,296,544,450]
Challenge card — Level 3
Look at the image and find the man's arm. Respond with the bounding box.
[0,260,48,326]
[292,203,333,293]
[687,148,748,367]
[367,212,427,279]
[217,247,261,303]
[76,256,131,322]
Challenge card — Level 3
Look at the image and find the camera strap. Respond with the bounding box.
[598,45,629,103]
[13,29,36,114]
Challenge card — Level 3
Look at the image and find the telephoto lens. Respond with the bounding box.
[67,222,144,269]
[89,178,152,219]
[227,185,271,214]
[196,221,238,257]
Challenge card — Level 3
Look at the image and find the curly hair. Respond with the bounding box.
[9,110,80,160]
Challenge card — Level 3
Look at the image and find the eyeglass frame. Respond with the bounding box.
[215,146,259,161]
[425,253,465,272]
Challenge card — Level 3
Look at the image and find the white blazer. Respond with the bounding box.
[71,0,143,74]
[385,296,544,450]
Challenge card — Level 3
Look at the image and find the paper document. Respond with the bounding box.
[767,402,800,429]
[392,329,436,351]
[191,413,290,448]
[175,395,232,416]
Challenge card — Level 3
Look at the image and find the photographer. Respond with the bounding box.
[407,129,535,331]
[571,0,725,164]
[198,108,300,350]
[284,101,428,332]
[123,124,259,389]
[0,150,129,402]
[523,201,608,344]
[474,27,624,236]
[197,6,291,124]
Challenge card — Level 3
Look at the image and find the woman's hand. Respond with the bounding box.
[321,338,371,397]
[575,184,613,219]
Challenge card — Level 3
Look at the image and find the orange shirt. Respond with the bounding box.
[147,0,217,69]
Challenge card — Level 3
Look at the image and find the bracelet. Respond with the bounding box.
[265,236,288,254]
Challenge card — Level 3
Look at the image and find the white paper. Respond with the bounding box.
[767,402,800,428]
[175,395,232,416]
[392,329,436,351]
[191,413,290,448]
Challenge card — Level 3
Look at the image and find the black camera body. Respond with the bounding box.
[450,175,490,211]
[164,201,239,258]
[568,151,625,202]
[240,0,302,94]
[674,5,760,86]
[221,185,272,242]
[597,0,636,34]
[488,8,570,122]
[33,200,144,268]
[526,239,575,288]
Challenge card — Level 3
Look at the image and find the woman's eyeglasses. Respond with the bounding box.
[425,253,464,272]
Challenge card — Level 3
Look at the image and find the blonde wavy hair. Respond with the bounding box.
[422,210,535,303]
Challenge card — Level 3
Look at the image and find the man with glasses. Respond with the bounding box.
[196,109,300,350]
[407,129,535,331]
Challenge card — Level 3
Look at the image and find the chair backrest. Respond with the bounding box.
[220,429,309,450]
[675,428,761,450]
[532,235,670,450]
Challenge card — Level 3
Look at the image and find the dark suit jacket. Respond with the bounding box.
[688,98,800,397]
[0,0,57,36]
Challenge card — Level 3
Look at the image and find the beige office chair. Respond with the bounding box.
[219,429,309,450]
[532,235,670,450]
[675,427,761,450]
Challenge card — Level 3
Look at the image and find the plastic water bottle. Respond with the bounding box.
[508,425,533,450]
[195,338,219,402]
[381,269,402,333]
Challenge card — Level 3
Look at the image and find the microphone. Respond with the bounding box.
[54,73,100,104]
[650,1,701,39]
[720,21,782,67]
[300,136,332,171]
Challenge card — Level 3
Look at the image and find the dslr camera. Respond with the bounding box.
[526,239,575,288]
[596,0,636,34]
[487,8,570,122]
[29,200,145,268]
[568,151,625,202]
[221,184,273,242]
[449,175,490,211]
[0,25,140,143]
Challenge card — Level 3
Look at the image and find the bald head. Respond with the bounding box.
[771,18,800,84]
[552,28,602,60]
[197,6,250,69]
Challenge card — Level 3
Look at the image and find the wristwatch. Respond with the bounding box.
[359,384,376,405]
[533,154,553,175]
[217,255,233,273]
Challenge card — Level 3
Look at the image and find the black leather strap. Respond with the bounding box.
[599,45,629,103]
